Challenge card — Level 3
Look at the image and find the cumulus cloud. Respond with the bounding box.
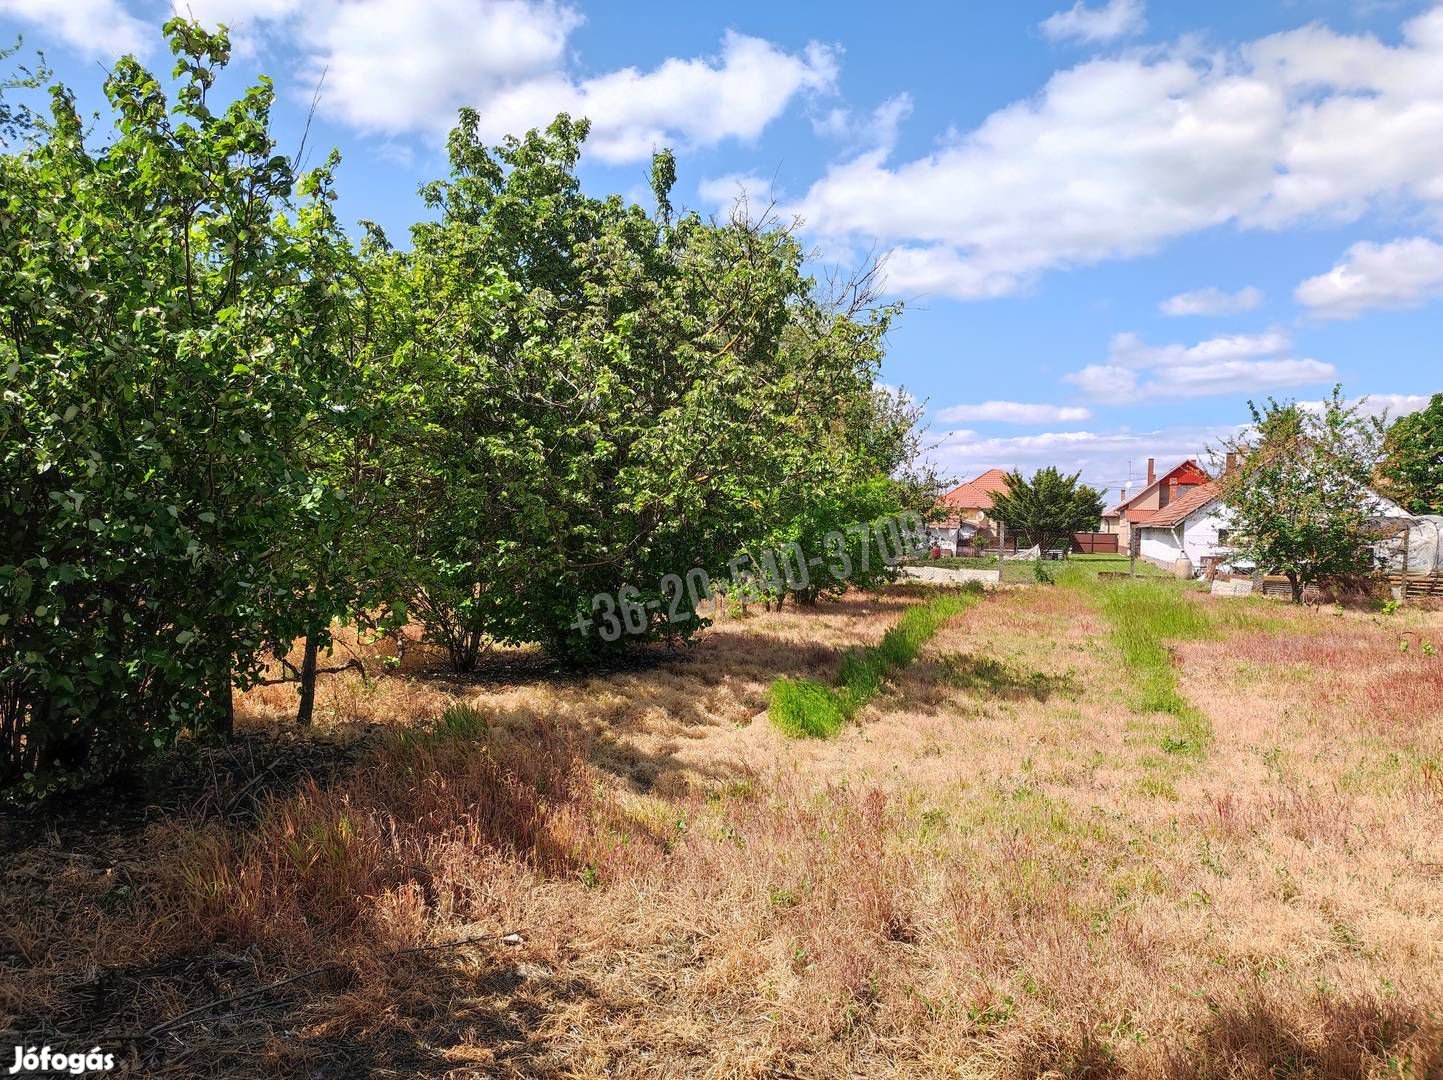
[928,423,1237,493]
[0,0,149,56]
[811,93,913,152]
[935,401,1092,424]
[1160,285,1263,316]
[1295,236,1443,318]
[1039,0,1146,45]
[1063,329,1335,400]
[1298,392,1432,420]
[170,0,836,162]
[799,5,1443,301]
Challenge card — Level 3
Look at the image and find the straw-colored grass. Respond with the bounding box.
[4,581,1441,1077]
[769,586,982,737]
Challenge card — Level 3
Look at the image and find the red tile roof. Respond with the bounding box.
[1139,480,1221,528]
[1104,460,1211,516]
[939,468,1011,511]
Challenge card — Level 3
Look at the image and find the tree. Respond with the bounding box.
[376,113,919,667]
[1381,392,1443,515]
[987,467,1105,556]
[1,21,368,794]
[1218,388,1386,603]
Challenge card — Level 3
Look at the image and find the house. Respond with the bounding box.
[1134,468,1415,578]
[928,468,1011,553]
[1100,457,1211,550]
[1132,479,1232,574]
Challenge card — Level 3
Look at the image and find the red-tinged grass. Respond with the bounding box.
[169,714,624,959]
[3,586,1442,1076]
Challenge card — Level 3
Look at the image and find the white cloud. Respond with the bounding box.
[1160,285,1263,316]
[1063,329,1335,400]
[935,401,1092,424]
[1,0,149,56]
[1295,236,1443,318]
[1040,0,1146,45]
[170,0,836,162]
[928,422,1237,493]
[811,93,913,152]
[1298,392,1432,420]
[799,5,1443,301]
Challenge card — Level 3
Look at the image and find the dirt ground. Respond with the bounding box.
[3,581,1441,1078]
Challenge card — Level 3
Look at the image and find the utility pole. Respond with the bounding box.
[997,518,1005,585]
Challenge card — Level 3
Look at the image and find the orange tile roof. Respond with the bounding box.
[1139,480,1221,528]
[939,468,1012,511]
[1104,459,1211,516]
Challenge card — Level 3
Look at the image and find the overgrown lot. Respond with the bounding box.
[3,579,1442,1077]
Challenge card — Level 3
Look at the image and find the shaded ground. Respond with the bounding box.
[3,580,1442,1077]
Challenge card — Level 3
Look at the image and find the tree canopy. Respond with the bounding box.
[0,20,928,797]
[1218,388,1386,602]
[1381,392,1443,516]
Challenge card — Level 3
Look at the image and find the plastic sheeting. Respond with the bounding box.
[1377,516,1443,574]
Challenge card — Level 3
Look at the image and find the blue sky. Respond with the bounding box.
[4,0,1441,499]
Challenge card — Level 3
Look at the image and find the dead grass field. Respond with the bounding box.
[3,578,1442,1078]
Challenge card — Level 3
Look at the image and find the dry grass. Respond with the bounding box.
[3,583,1442,1077]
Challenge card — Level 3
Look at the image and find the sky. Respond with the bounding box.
[2,0,1441,501]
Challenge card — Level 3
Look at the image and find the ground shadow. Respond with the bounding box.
[934,653,1081,702]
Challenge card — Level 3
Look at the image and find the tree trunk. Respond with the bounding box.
[1287,571,1303,604]
[295,634,320,727]
[213,666,234,738]
[452,623,484,674]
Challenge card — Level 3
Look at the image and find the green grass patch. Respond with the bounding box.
[768,677,848,738]
[1065,574,1214,757]
[769,587,983,738]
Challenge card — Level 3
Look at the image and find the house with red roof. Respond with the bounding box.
[1132,477,1233,574]
[928,468,1012,553]
[1099,457,1212,552]
[1100,456,1228,573]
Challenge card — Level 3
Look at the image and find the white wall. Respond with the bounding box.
[1181,502,1234,564]
[1138,501,1235,569]
[1138,527,1183,566]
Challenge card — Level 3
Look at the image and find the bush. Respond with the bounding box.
[1,24,364,797]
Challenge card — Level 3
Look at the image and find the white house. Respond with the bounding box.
[1133,480,1233,573]
[1135,480,1414,576]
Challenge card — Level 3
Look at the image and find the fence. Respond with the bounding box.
[1072,532,1119,554]
[1384,572,1443,600]
[1253,572,1443,603]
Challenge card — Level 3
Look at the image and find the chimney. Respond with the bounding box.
[1225,451,1238,476]
[1146,458,1156,485]
[1167,477,1178,505]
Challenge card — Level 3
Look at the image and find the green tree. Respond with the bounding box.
[757,383,936,607]
[1219,388,1386,603]
[1,21,366,794]
[987,467,1105,556]
[378,113,915,666]
[1380,392,1443,515]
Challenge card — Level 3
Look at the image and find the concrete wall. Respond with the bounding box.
[903,565,1001,587]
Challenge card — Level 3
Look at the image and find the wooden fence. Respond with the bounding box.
[1072,532,1119,554]
[1384,572,1443,600]
[1254,572,1443,603]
